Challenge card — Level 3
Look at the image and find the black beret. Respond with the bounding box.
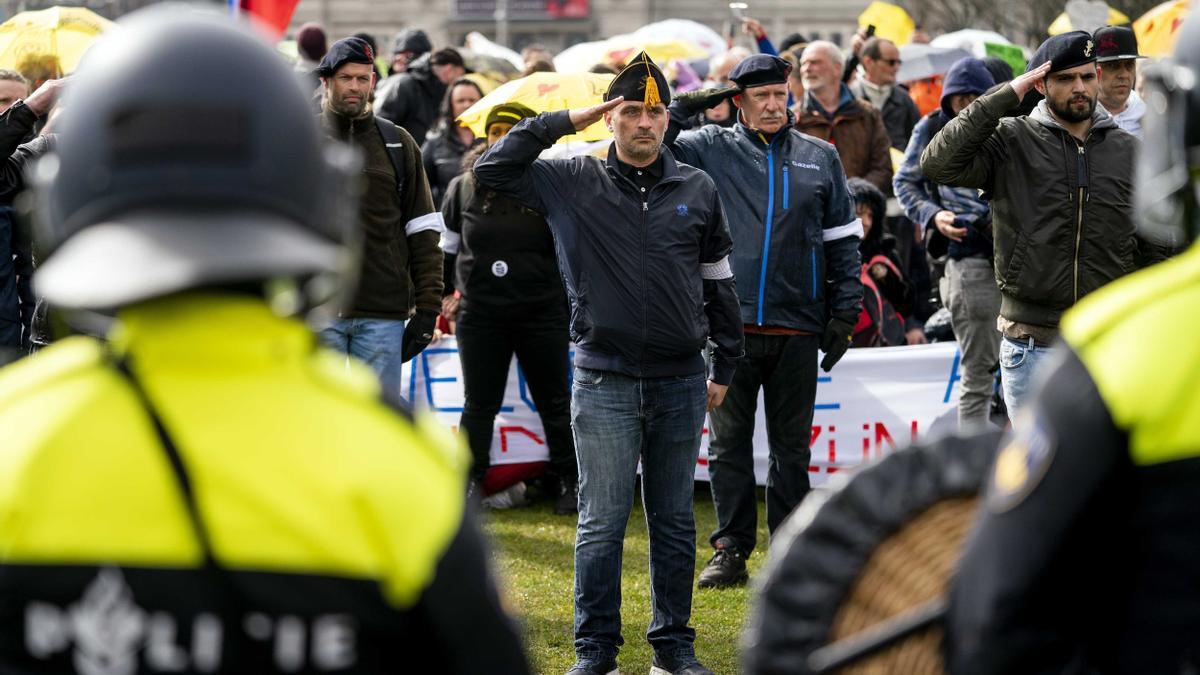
[315,37,375,77]
[485,102,537,132]
[729,54,792,89]
[605,51,671,107]
[1094,25,1144,62]
[1027,30,1097,74]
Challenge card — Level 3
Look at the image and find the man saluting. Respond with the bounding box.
[476,52,744,675]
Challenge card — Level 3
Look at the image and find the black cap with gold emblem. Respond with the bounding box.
[604,50,671,107]
[1027,30,1098,74]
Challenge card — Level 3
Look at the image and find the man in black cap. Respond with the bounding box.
[476,51,743,675]
[390,27,432,75]
[1095,25,1147,138]
[316,37,444,394]
[921,31,1151,424]
[378,46,468,145]
[665,54,862,590]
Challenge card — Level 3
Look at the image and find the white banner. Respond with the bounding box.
[401,339,966,486]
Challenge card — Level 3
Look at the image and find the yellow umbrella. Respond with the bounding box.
[858,1,915,46]
[457,71,615,142]
[1133,0,1190,57]
[0,6,115,80]
[1048,7,1131,35]
[603,37,706,67]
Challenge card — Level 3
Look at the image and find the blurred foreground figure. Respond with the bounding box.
[946,18,1200,675]
[0,8,529,674]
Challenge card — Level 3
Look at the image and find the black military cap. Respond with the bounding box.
[728,54,792,89]
[1094,25,1145,62]
[315,37,375,77]
[604,51,671,107]
[485,102,537,131]
[1027,30,1097,74]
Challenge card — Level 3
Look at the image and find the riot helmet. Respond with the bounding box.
[31,5,360,310]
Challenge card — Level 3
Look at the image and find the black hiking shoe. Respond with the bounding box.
[696,538,748,588]
[555,478,579,515]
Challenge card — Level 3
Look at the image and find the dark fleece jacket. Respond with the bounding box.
[320,103,442,319]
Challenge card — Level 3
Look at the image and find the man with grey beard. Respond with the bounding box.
[316,37,444,394]
[665,54,863,589]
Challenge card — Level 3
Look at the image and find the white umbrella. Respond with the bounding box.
[465,31,524,71]
[630,19,727,57]
[897,44,974,83]
[554,39,609,72]
[930,29,1013,58]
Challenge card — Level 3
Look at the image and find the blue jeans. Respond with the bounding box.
[999,336,1056,428]
[570,367,707,667]
[318,317,406,397]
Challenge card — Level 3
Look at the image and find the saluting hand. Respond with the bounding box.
[1009,62,1051,100]
[569,96,624,132]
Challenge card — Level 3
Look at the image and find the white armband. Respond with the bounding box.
[440,230,461,254]
[700,256,733,280]
[406,212,446,236]
[822,218,864,242]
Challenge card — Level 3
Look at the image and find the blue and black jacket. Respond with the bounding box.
[474,111,743,385]
[666,105,863,333]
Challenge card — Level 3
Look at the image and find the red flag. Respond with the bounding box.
[240,0,301,41]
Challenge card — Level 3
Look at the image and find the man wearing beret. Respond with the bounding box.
[921,31,1153,424]
[476,51,743,675]
[664,54,863,589]
[316,37,445,394]
[1095,25,1147,138]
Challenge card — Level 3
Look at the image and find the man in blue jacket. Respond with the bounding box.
[665,54,863,589]
[475,52,743,675]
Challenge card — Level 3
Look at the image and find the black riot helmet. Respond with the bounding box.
[1136,15,1200,247]
[31,6,360,310]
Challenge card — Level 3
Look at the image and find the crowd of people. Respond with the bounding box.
[0,5,1194,674]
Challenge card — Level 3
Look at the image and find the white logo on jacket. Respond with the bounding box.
[492,260,510,277]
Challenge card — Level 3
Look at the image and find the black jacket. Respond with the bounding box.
[376,56,445,146]
[921,85,1154,330]
[440,170,566,318]
[0,101,48,353]
[850,80,921,151]
[422,127,481,208]
[475,111,743,384]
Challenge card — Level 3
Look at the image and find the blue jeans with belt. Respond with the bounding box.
[318,317,406,398]
[570,366,707,668]
[999,336,1056,428]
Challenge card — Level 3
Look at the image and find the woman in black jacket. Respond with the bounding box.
[421,77,484,207]
[440,103,578,514]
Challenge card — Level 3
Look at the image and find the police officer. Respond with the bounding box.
[0,9,529,674]
[945,18,1200,674]
[665,55,863,589]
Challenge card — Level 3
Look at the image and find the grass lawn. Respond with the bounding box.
[483,485,769,675]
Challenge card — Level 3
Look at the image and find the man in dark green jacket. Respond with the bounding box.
[920,31,1149,424]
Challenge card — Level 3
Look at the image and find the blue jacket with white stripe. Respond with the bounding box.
[667,107,863,333]
[474,110,743,385]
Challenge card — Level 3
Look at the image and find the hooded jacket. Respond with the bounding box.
[376,54,445,145]
[894,58,995,261]
[920,84,1149,332]
[665,104,863,334]
[474,111,743,384]
[793,84,893,194]
[422,125,482,208]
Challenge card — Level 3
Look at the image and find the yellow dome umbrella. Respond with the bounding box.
[0,6,116,81]
[1133,0,1190,57]
[858,1,915,46]
[457,71,615,143]
[1047,6,1131,35]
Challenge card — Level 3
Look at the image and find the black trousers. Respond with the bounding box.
[456,308,577,483]
[706,332,819,555]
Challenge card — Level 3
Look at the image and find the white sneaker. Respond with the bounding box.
[482,481,528,509]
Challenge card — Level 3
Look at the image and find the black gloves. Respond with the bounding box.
[674,86,741,116]
[400,308,439,363]
[819,310,859,372]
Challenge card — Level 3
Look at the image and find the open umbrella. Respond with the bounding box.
[896,44,973,83]
[1048,6,1130,35]
[930,29,1012,56]
[0,6,115,79]
[555,35,705,72]
[462,50,520,79]
[630,19,726,57]
[858,1,915,46]
[1133,0,1190,57]
[457,71,615,142]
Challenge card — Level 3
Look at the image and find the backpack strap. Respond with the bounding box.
[375,117,409,199]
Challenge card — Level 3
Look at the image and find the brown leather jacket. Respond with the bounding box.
[793,86,893,194]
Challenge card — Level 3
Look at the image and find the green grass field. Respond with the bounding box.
[483,486,768,675]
